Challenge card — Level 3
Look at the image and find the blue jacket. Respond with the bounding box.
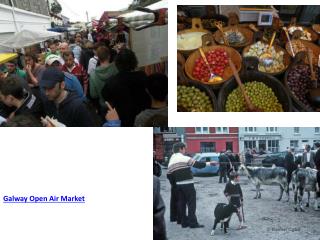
[64,72,85,100]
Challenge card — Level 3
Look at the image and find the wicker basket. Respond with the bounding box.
[288,25,318,42]
[185,45,242,87]
[242,44,291,76]
[213,26,254,49]
[286,40,320,66]
[177,18,211,57]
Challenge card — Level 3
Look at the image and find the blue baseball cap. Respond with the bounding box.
[40,67,64,88]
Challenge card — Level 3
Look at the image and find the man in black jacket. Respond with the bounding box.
[284,147,296,185]
[40,67,95,127]
[245,148,253,166]
[101,49,151,126]
[167,142,211,228]
[314,142,320,210]
[0,76,44,121]
[219,152,228,183]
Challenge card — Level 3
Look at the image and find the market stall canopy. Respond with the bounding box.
[0,53,18,64]
[0,29,62,49]
[119,0,168,28]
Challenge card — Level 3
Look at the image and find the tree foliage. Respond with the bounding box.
[50,2,62,14]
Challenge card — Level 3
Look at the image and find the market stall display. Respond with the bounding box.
[185,45,242,86]
[177,18,211,56]
[177,81,216,112]
[177,6,320,112]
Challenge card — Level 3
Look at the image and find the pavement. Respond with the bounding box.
[158,168,320,240]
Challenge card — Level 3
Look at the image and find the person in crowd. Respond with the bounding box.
[284,147,296,185]
[59,42,70,55]
[39,67,95,127]
[89,46,118,112]
[87,42,102,75]
[245,148,253,166]
[6,60,27,80]
[314,142,320,210]
[153,175,167,240]
[233,153,240,172]
[101,49,151,126]
[219,151,228,183]
[225,150,235,176]
[80,41,95,73]
[167,142,211,228]
[45,55,84,100]
[224,172,246,230]
[73,33,83,61]
[62,51,88,95]
[302,144,315,168]
[134,73,167,127]
[45,40,61,58]
[0,76,44,120]
[87,30,94,43]
[24,52,46,87]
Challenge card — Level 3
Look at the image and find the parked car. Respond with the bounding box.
[191,152,220,176]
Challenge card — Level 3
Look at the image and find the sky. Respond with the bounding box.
[59,0,134,22]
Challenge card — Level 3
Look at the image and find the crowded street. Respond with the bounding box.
[159,168,320,240]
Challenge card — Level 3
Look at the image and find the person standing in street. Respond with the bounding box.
[245,148,253,166]
[167,142,211,228]
[314,142,320,210]
[302,144,315,168]
[284,147,296,186]
[218,152,228,183]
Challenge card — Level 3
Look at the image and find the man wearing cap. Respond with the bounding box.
[40,67,95,127]
[0,76,44,120]
[45,55,84,100]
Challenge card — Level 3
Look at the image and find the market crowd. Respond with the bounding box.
[0,30,168,127]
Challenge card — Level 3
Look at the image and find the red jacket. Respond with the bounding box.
[62,63,88,95]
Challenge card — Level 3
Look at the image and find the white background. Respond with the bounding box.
[0,128,152,240]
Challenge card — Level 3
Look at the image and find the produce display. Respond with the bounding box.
[218,30,246,45]
[313,24,320,34]
[288,26,312,41]
[177,85,214,112]
[177,32,207,50]
[289,40,307,56]
[287,65,320,108]
[225,81,283,112]
[192,48,228,82]
[244,41,285,73]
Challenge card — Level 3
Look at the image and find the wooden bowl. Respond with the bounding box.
[288,25,318,42]
[177,18,211,57]
[242,44,291,76]
[213,26,254,49]
[185,45,242,87]
[286,40,320,66]
[312,24,320,35]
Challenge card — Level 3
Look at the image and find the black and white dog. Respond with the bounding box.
[239,164,289,201]
[292,167,319,211]
[210,203,238,236]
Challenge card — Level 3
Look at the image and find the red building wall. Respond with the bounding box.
[185,127,239,155]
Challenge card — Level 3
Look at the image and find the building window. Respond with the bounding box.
[216,127,229,133]
[315,128,320,134]
[245,127,256,132]
[266,127,278,132]
[244,140,256,150]
[268,140,279,152]
[195,127,209,134]
[290,140,299,149]
[294,127,300,134]
[200,142,216,152]
[226,142,233,152]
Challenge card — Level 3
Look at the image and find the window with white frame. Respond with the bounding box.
[216,127,229,133]
[195,127,209,134]
[294,127,300,134]
[268,140,279,152]
[245,127,256,132]
[266,127,278,132]
[315,128,320,134]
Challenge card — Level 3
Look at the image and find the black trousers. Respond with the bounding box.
[317,171,320,198]
[219,168,227,183]
[170,184,180,222]
[177,183,198,227]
